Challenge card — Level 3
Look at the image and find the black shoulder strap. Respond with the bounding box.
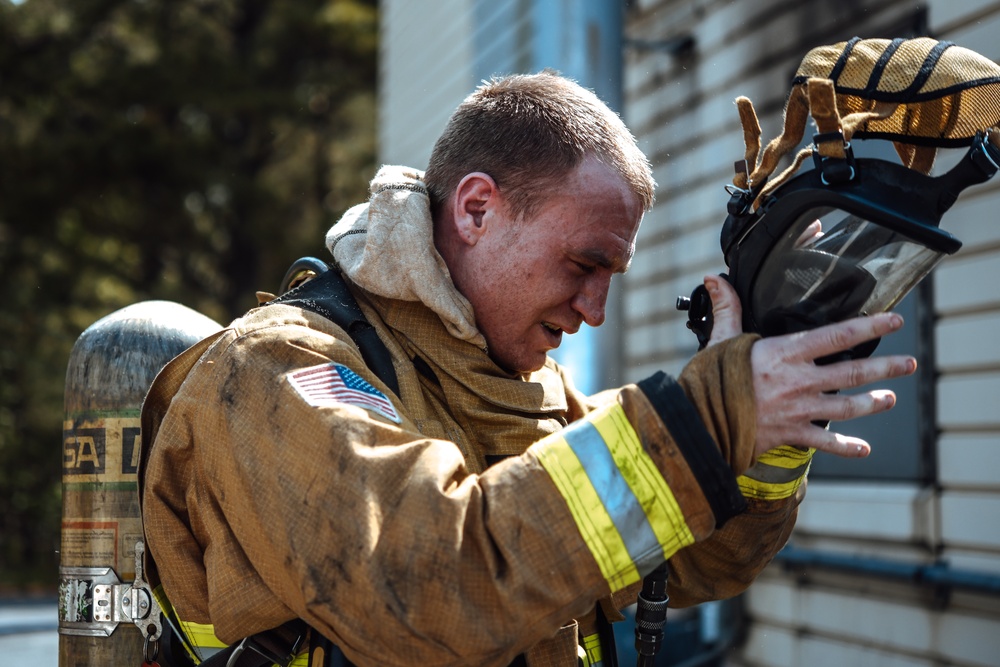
[269,265,400,398]
[190,621,306,667]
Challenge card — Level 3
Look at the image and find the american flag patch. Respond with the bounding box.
[287,363,401,423]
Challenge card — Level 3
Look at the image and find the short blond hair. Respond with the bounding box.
[425,71,655,221]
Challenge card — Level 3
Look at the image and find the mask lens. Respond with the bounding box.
[749,209,947,337]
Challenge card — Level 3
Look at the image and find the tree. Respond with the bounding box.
[0,0,378,590]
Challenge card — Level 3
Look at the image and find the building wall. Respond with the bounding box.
[378,0,476,170]
[623,1,1000,666]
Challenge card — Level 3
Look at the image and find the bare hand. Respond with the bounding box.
[752,314,916,457]
[704,274,917,458]
[704,275,743,346]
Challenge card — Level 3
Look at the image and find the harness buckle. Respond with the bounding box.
[812,131,857,185]
[970,130,1000,175]
[225,624,308,667]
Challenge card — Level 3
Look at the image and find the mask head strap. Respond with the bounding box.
[729,37,1000,206]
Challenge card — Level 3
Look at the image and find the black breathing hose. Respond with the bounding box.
[634,562,669,666]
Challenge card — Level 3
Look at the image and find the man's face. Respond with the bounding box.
[465,156,644,374]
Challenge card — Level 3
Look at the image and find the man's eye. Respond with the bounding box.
[573,261,595,274]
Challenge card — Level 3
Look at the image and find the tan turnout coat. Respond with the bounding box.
[139,166,806,667]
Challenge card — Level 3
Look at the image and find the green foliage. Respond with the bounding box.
[0,0,377,591]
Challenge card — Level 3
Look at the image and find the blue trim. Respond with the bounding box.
[775,545,1000,597]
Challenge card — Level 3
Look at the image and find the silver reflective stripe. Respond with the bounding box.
[741,460,811,484]
[563,421,662,572]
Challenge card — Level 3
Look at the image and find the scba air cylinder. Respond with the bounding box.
[59,300,220,667]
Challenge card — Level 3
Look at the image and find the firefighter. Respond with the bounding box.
[139,71,914,667]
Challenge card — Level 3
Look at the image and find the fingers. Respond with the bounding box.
[809,388,897,428]
[751,313,917,459]
[753,387,899,457]
[785,312,905,363]
[781,429,874,458]
[817,432,872,458]
[814,390,895,459]
[705,275,743,346]
[794,219,824,247]
[816,355,917,393]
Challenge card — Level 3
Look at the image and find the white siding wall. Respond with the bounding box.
[624,1,1000,665]
[926,0,1000,627]
[378,0,476,169]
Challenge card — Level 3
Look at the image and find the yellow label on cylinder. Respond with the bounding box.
[61,411,144,578]
[62,413,142,484]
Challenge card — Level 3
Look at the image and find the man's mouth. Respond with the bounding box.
[541,322,564,345]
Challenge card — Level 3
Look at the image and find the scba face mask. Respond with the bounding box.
[726,131,998,342]
[680,37,1000,355]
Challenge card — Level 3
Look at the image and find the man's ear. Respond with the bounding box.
[451,172,499,246]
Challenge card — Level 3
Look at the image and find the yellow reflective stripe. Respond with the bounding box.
[535,433,640,590]
[581,631,603,666]
[154,585,309,666]
[178,618,309,666]
[151,584,173,617]
[535,403,696,591]
[591,405,695,560]
[755,445,814,469]
[738,445,814,500]
[153,585,202,664]
[179,619,227,650]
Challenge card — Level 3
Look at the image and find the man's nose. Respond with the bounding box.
[572,276,609,327]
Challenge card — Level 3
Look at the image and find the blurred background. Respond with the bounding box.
[1,0,377,592]
[3,1,1000,666]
